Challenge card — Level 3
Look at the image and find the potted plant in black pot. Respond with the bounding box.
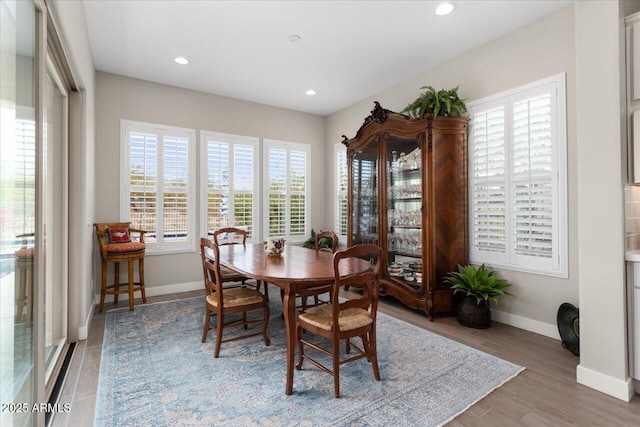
[444,264,513,329]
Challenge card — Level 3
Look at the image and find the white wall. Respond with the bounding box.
[575,0,634,402]
[49,0,96,341]
[327,6,577,339]
[94,72,327,295]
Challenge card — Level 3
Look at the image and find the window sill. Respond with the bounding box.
[144,247,196,257]
[468,258,568,279]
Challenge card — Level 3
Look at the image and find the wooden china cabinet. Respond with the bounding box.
[342,102,469,319]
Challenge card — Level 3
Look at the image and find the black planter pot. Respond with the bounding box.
[457,295,492,329]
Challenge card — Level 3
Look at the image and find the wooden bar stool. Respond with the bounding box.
[14,235,34,323]
[94,222,147,312]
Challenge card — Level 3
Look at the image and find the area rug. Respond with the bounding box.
[94,295,523,426]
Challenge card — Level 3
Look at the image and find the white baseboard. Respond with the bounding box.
[577,364,635,402]
[491,309,560,340]
[77,303,94,341]
[93,281,202,305]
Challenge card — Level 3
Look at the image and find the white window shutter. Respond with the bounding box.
[122,121,196,254]
[511,87,556,265]
[268,147,287,237]
[14,118,36,234]
[289,150,306,237]
[129,131,158,243]
[201,132,258,240]
[162,136,190,243]
[336,146,348,236]
[233,144,255,237]
[206,141,230,234]
[470,104,507,259]
[468,74,567,277]
[264,140,311,241]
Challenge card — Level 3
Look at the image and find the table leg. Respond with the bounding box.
[283,287,296,395]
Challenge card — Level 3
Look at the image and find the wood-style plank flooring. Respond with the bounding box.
[51,289,640,426]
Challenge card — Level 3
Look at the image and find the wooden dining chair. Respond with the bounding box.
[295,244,382,397]
[200,238,270,358]
[213,227,269,300]
[300,230,338,309]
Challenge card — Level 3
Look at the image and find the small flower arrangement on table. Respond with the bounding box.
[264,238,285,256]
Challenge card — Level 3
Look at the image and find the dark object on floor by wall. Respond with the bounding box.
[557,303,580,356]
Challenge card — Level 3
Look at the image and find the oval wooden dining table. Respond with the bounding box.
[216,243,372,395]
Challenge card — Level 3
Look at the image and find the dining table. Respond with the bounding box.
[215,242,372,395]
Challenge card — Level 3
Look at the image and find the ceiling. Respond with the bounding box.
[83,0,572,116]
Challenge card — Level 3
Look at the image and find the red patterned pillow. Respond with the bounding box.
[108,227,131,243]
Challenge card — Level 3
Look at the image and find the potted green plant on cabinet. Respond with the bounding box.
[401,85,467,119]
[444,264,513,329]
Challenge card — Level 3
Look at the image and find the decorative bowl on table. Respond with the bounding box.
[264,238,286,256]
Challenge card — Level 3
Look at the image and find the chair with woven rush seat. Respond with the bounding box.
[213,227,269,301]
[299,230,338,309]
[200,238,270,358]
[94,222,147,312]
[295,243,382,397]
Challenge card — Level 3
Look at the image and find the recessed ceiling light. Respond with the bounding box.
[174,56,189,65]
[306,89,317,96]
[434,2,456,16]
[288,34,301,42]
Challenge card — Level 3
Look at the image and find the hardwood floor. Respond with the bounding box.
[51,289,640,426]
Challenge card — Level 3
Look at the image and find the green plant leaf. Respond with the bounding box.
[444,263,513,304]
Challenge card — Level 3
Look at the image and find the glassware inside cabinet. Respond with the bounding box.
[351,146,378,246]
[386,136,423,289]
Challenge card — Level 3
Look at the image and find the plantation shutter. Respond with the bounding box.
[123,121,195,253]
[268,147,287,237]
[289,150,307,237]
[470,103,507,260]
[162,136,189,242]
[511,86,556,263]
[264,140,310,240]
[233,144,255,237]
[129,132,158,243]
[206,141,230,233]
[13,118,36,235]
[336,147,348,236]
[163,136,190,242]
[468,74,566,277]
[201,132,258,240]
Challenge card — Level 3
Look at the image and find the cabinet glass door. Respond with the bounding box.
[351,144,378,246]
[386,136,423,289]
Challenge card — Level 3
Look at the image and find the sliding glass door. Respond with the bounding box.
[0,0,37,425]
[44,59,69,395]
[1,1,70,423]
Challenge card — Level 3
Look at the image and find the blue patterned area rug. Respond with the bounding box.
[94,296,523,426]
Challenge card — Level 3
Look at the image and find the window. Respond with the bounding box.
[200,131,259,240]
[264,139,310,241]
[335,144,348,237]
[121,120,196,253]
[468,73,567,277]
[10,114,36,239]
